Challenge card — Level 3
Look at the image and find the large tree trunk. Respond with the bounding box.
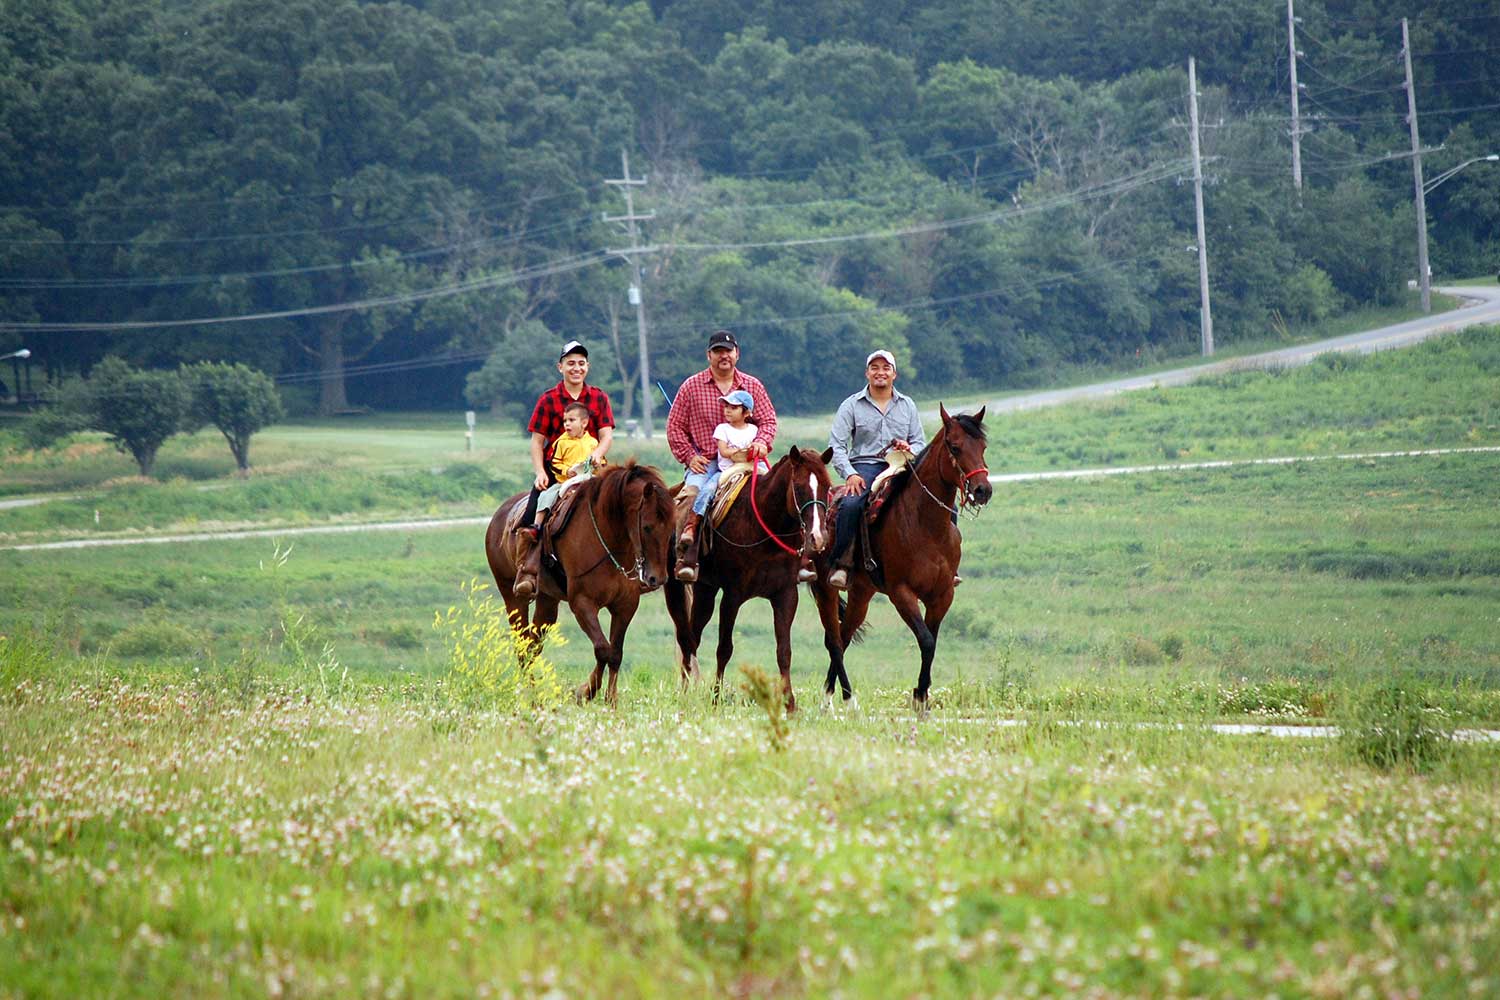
[317,315,350,416]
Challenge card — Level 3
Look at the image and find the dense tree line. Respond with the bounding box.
[1,0,1496,423]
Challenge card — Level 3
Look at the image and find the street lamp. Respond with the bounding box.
[0,348,29,362]
[1424,154,1499,196]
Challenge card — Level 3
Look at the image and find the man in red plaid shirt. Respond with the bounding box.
[666,329,777,579]
[513,340,616,597]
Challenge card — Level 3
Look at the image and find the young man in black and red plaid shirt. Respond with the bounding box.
[514,340,615,597]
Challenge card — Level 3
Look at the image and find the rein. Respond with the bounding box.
[912,432,990,516]
[582,480,650,584]
[749,464,804,557]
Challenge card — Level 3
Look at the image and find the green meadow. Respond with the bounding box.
[3,326,1500,997]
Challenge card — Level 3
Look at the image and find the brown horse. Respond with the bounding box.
[484,461,674,705]
[813,405,993,708]
[664,446,834,711]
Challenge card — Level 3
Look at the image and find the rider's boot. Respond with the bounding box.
[826,548,852,591]
[675,512,702,583]
[513,523,542,598]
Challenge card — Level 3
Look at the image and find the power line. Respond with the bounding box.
[0,211,600,291]
[0,250,614,333]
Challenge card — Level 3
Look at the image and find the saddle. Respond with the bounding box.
[709,462,756,527]
[829,450,911,527]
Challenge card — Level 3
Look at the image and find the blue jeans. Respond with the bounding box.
[689,466,721,516]
[832,462,887,561]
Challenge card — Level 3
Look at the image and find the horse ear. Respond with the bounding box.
[819,446,834,464]
[939,403,951,424]
[974,405,986,423]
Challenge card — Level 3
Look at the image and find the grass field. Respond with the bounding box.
[3,322,1500,996]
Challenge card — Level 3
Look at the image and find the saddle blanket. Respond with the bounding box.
[710,462,756,526]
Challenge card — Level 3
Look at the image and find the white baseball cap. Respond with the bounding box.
[866,349,896,367]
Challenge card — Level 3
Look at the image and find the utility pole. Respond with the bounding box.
[604,149,656,438]
[1401,18,1431,313]
[1188,57,1214,356]
[1287,0,1304,194]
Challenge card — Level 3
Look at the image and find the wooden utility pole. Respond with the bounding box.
[604,149,657,437]
[1188,57,1214,356]
[1401,18,1431,313]
[1287,0,1304,194]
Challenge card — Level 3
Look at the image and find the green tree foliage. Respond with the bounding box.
[183,362,285,474]
[2,0,1496,420]
[80,357,191,477]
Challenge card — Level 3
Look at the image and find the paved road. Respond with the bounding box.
[971,283,1500,415]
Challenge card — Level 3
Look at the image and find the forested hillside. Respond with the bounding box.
[1,0,1496,420]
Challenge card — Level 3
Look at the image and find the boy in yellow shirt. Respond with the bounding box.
[515,402,600,594]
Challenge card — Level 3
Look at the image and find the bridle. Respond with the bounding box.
[747,460,828,558]
[913,427,990,516]
[585,477,659,587]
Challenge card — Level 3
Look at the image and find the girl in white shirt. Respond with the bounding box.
[680,390,766,551]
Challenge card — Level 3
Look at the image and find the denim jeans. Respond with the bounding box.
[689,466,721,516]
[832,461,887,561]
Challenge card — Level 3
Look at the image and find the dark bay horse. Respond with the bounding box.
[813,405,992,708]
[484,461,674,705]
[664,446,834,711]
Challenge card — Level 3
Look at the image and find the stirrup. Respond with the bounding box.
[514,572,538,598]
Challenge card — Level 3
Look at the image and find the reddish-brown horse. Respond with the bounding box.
[664,446,834,711]
[485,461,675,705]
[813,405,992,708]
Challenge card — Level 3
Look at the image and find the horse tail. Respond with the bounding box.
[837,594,868,645]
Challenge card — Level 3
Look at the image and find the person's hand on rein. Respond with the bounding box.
[748,440,768,461]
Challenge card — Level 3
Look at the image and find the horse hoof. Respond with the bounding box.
[911,691,929,716]
[574,684,590,705]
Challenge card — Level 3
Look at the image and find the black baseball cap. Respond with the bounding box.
[706,330,738,350]
[558,340,589,361]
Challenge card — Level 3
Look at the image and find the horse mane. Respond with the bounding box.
[595,460,671,522]
[883,412,986,504]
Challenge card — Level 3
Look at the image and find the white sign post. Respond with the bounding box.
[464,410,476,452]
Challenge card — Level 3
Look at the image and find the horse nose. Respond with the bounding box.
[975,481,994,504]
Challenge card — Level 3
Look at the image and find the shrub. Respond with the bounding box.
[433,579,565,712]
[1339,677,1455,772]
[113,619,207,658]
[0,626,60,689]
[738,664,789,752]
[1124,635,1165,666]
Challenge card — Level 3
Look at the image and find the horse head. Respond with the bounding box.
[937,404,993,508]
[601,461,675,592]
[776,444,834,557]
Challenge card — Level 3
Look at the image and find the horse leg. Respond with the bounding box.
[496,578,531,637]
[522,595,559,666]
[664,579,700,687]
[810,581,852,702]
[888,584,939,711]
[567,595,610,705]
[770,585,799,714]
[712,590,744,705]
[602,595,638,707]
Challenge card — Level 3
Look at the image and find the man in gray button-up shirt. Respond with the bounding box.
[829,350,926,491]
[826,350,926,587]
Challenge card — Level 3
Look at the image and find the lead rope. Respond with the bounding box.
[749,463,804,557]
